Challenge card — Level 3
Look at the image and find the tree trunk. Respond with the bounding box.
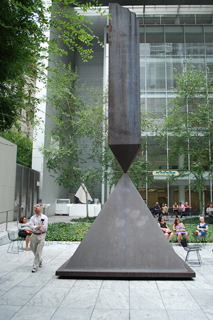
[198,189,202,216]
[202,189,205,217]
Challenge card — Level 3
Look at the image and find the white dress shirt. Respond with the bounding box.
[29,213,48,233]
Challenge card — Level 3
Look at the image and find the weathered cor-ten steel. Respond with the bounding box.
[56,174,195,279]
[56,3,195,280]
[108,3,140,172]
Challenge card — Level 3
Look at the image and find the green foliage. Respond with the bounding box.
[0,0,46,131]
[167,217,213,243]
[50,0,109,62]
[0,129,32,167]
[42,63,155,193]
[42,62,105,191]
[158,60,213,212]
[0,0,109,131]
[71,216,96,223]
[45,218,213,243]
[45,222,92,241]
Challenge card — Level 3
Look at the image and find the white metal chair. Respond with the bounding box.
[7,231,25,254]
[183,243,202,266]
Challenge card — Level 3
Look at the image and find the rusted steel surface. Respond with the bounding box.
[56,174,195,279]
[108,3,140,172]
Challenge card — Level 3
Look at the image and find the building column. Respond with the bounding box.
[179,185,185,204]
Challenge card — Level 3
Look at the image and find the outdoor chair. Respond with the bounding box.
[193,234,206,248]
[183,243,202,266]
[7,230,25,254]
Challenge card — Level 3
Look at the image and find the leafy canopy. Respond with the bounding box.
[0,0,109,131]
[158,60,213,211]
[0,129,33,168]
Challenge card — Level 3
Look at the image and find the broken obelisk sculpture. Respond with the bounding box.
[56,3,195,279]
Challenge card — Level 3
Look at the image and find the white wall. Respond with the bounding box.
[0,137,17,223]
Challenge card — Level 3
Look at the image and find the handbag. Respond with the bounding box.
[177,228,186,232]
[162,228,172,234]
[25,229,33,235]
[181,237,187,247]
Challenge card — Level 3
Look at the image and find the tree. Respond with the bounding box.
[0,0,108,131]
[0,129,33,168]
[92,111,155,194]
[42,63,154,206]
[42,63,104,190]
[158,60,213,215]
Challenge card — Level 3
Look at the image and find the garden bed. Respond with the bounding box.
[45,217,213,243]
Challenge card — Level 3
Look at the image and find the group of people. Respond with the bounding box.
[158,216,208,246]
[152,201,191,218]
[18,204,48,273]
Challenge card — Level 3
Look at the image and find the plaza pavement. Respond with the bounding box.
[1,216,213,320]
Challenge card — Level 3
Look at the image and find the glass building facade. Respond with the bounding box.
[104,11,213,211]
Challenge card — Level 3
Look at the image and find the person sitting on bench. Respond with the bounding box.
[173,218,188,246]
[173,202,179,218]
[184,202,191,216]
[152,202,162,217]
[158,216,173,242]
[206,202,213,218]
[193,217,208,237]
[161,203,168,215]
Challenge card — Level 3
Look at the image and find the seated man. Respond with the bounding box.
[206,202,213,217]
[179,202,185,218]
[152,202,162,217]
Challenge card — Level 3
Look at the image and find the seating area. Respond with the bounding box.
[183,243,203,266]
[7,230,25,254]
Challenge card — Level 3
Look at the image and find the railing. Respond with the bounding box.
[0,208,17,231]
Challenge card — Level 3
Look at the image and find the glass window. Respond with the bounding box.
[166,56,185,90]
[161,15,177,25]
[140,43,149,56]
[205,26,213,43]
[146,57,166,92]
[165,26,184,43]
[179,15,195,24]
[185,26,204,44]
[144,15,160,25]
[185,44,205,56]
[146,26,164,43]
[187,57,205,71]
[147,97,166,120]
[206,57,213,80]
[165,43,185,57]
[196,15,213,25]
[139,26,145,43]
[147,136,167,169]
[206,43,213,55]
[140,62,145,92]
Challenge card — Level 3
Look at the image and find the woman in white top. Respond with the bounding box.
[18,216,32,251]
[173,202,179,218]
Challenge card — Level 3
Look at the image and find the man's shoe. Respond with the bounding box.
[32,267,38,273]
[39,260,42,268]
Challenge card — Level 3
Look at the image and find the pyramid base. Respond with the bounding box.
[56,256,195,280]
[56,174,196,281]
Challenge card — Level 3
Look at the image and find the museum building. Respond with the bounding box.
[32,1,213,214]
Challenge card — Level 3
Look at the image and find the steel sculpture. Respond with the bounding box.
[56,3,195,279]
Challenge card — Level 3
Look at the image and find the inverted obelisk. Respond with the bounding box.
[108,3,140,172]
[56,3,195,279]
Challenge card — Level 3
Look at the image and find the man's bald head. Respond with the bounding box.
[34,204,41,216]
